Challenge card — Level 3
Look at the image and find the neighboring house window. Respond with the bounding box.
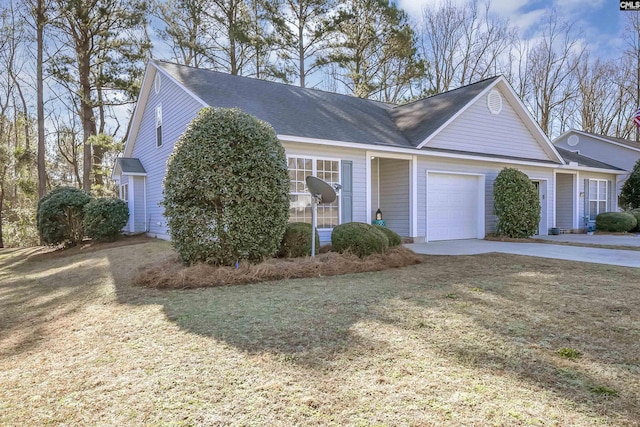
[121,184,128,202]
[288,157,340,228]
[588,179,607,220]
[156,105,163,147]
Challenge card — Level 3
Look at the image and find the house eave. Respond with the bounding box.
[278,134,563,169]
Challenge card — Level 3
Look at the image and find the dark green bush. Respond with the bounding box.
[162,107,290,266]
[374,225,402,247]
[493,168,540,238]
[595,212,637,232]
[37,186,92,246]
[331,222,389,257]
[619,158,640,210]
[277,222,320,258]
[83,198,129,241]
[628,209,640,232]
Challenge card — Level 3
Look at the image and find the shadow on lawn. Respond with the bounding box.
[123,252,640,423]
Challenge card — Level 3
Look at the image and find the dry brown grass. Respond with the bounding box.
[135,247,422,289]
[1,239,639,426]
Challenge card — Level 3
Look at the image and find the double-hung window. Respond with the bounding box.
[288,157,340,228]
[588,179,607,220]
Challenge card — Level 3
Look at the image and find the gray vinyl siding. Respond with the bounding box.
[555,133,633,198]
[282,141,367,244]
[416,156,555,237]
[578,172,618,226]
[555,173,574,228]
[132,176,146,232]
[426,92,552,161]
[130,71,204,238]
[378,158,410,236]
[555,133,638,172]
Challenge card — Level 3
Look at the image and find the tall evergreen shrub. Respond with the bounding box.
[493,168,540,238]
[620,158,640,210]
[162,108,290,266]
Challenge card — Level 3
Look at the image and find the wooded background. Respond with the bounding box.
[1,0,639,247]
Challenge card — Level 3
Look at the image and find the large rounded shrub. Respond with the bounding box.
[277,222,320,258]
[83,198,129,241]
[37,186,92,246]
[628,208,640,232]
[162,107,290,266]
[331,222,389,257]
[493,168,540,238]
[620,158,640,210]
[595,212,637,232]
[373,225,402,247]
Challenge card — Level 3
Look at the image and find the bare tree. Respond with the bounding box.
[420,0,515,93]
[525,10,584,136]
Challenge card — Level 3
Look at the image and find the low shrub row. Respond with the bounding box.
[37,186,129,247]
[278,221,403,258]
[595,211,637,233]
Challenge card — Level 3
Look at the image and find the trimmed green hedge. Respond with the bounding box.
[493,168,540,238]
[162,107,290,266]
[331,222,389,257]
[37,186,92,246]
[629,209,640,232]
[278,222,320,258]
[595,212,637,233]
[373,225,402,247]
[83,198,129,241]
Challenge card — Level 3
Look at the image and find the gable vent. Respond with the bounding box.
[567,135,579,146]
[487,90,502,114]
[154,73,161,94]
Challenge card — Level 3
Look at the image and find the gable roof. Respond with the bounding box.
[555,129,640,153]
[154,61,413,149]
[123,60,564,165]
[112,157,147,180]
[389,77,499,146]
[555,147,625,171]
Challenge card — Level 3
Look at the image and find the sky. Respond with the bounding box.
[396,0,629,59]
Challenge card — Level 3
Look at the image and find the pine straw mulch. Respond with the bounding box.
[134,247,422,289]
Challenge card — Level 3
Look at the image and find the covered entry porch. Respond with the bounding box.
[366,152,417,239]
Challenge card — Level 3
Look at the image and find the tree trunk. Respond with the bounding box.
[0,185,4,248]
[77,42,96,192]
[298,24,305,88]
[37,0,46,199]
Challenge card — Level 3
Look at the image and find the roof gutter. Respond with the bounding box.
[278,134,564,169]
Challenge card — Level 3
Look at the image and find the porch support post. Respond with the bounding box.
[366,151,372,224]
[574,171,580,229]
[411,155,418,237]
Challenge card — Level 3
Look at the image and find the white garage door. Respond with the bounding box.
[427,173,481,241]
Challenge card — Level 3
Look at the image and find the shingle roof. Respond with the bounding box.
[389,77,499,146]
[555,147,625,171]
[116,157,146,174]
[154,61,413,148]
[154,60,502,149]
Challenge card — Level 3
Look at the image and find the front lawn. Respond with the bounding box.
[1,240,638,426]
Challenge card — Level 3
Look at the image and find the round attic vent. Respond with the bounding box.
[487,89,502,114]
[154,73,161,94]
[567,135,579,146]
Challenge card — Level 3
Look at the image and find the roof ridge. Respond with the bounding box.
[392,75,501,110]
[152,59,397,108]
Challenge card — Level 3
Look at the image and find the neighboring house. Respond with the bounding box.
[554,129,639,205]
[113,60,624,243]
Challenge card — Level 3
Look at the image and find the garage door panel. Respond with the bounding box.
[427,173,480,241]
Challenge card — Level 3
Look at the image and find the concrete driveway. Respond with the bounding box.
[405,236,640,268]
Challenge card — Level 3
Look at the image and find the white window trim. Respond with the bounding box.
[287,155,341,230]
[588,178,608,220]
[120,183,128,202]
